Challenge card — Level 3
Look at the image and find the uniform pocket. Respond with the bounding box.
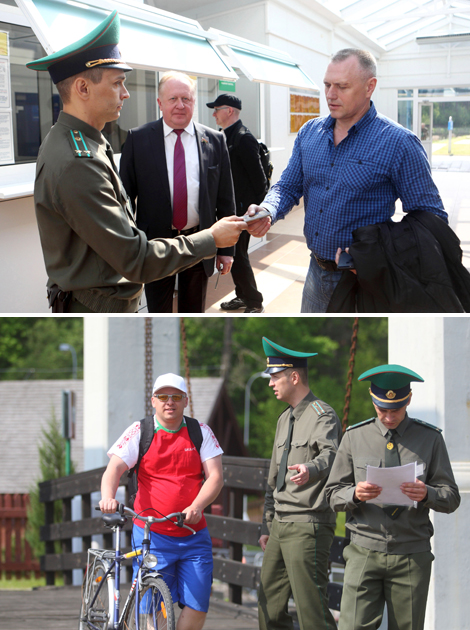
[354,457,381,483]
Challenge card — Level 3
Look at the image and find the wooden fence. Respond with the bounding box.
[38,456,347,608]
[0,493,41,579]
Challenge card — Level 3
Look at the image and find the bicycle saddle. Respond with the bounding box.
[102,513,127,528]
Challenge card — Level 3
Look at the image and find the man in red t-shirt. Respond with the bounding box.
[100,373,223,630]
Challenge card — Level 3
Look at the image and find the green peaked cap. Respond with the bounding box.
[26,10,132,83]
[358,364,424,389]
[262,337,318,359]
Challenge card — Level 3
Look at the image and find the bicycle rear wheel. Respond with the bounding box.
[79,559,112,630]
[123,576,175,630]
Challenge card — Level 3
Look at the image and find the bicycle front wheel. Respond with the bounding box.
[79,559,112,630]
[123,576,175,630]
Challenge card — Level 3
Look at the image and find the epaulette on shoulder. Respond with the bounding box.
[411,418,442,433]
[310,400,326,416]
[346,418,375,431]
[67,128,94,158]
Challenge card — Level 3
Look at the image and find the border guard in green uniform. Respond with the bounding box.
[27,10,244,313]
[325,364,460,630]
[258,336,341,630]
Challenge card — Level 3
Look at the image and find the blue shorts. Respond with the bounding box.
[131,524,213,613]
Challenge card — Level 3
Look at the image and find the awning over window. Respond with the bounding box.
[16,0,238,80]
[210,29,319,91]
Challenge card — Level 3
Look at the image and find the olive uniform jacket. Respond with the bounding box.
[120,118,236,278]
[34,112,216,313]
[261,390,342,535]
[325,414,460,554]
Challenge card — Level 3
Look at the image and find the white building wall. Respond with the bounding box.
[0,195,48,313]
[388,316,470,630]
[83,317,180,470]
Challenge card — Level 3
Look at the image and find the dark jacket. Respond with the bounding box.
[327,211,470,313]
[120,118,235,278]
[224,119,267,216]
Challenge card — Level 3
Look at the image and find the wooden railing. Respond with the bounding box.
[38,456,346,608]
[0,493,40,579]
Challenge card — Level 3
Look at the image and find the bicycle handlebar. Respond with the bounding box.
[96,504,196,534]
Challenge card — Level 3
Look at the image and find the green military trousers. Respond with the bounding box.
[339,543,434,630]
[258,519,337,630]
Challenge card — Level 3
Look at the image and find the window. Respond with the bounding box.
[3,20,55,164]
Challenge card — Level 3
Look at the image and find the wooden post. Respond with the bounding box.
[228,487,243,605]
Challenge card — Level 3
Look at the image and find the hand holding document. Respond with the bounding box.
[366,462,422,507]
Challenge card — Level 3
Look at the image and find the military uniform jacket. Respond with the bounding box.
[262,390,342,535]
[325,414,460,554]
[34,112,216,312]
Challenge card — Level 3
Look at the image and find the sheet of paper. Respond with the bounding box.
[366,462,416,506]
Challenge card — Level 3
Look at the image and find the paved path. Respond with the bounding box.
[0,585,260,630]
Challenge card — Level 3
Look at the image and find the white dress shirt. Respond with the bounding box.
[162,119,200,230]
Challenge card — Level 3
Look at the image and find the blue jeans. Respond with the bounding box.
[301,255,343,313]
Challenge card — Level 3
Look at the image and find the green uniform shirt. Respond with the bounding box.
[262,390,342,534]
[325,414,460,554]
[34,112,216,313]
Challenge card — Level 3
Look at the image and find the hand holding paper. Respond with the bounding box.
[366,462,418,507]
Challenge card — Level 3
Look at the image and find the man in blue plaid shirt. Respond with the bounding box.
[246,48,447,312]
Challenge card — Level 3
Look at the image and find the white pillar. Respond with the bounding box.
[388,316,470,630]
[83,316,180,470]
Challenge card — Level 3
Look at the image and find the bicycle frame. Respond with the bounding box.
[82,505,194,630]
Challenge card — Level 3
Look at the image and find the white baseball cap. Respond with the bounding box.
[152,373,188,395]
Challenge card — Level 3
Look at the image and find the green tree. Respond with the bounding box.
[182,317,388,458]
[25,410,76,559]
[0,317,83,380]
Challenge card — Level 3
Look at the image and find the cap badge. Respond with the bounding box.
[386,390,396,399]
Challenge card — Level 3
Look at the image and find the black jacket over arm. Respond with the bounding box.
[120,118,236,277]
[327,211,470,313]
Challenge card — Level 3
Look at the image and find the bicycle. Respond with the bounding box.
[79,503,195,630]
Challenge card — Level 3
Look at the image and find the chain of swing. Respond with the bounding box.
[342,317,359,433]
[146,316,358,433]
[145,317,194,418]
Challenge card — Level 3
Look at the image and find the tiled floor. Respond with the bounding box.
[205,204,310,314]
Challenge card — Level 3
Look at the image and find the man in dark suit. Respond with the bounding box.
[207,94,268,313]
[120,71,236,312]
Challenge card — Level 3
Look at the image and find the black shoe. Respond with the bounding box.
[244,306,264,313]
[220,297,246,311]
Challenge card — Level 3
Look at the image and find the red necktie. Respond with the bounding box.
[173,129,187,230]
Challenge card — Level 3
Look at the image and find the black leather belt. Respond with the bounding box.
[314,255,338,272]
[172,226,199,237]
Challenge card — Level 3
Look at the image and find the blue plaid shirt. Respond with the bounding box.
[263,102,447,260]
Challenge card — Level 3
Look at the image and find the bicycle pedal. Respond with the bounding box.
[89,610,109,622]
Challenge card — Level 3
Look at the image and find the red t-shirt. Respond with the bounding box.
[133,425,206,536]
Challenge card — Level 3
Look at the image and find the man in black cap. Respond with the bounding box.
[325,364,460,630]
[27,12,245,313]
[258,337,341,630]
[120,72,237,313]
[207,94,268,313]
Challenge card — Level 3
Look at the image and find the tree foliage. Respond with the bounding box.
[25,410,76,559]
[181,317,388,458]
[0,317,83,380]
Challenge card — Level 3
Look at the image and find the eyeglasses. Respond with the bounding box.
[152,394,186,402]
[213,106,229,112]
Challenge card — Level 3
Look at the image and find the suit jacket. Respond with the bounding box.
[224,119,267,216]
[120,118,236,277]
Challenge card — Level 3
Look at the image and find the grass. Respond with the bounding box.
[0,573,64,590]
[433,134,470,156]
